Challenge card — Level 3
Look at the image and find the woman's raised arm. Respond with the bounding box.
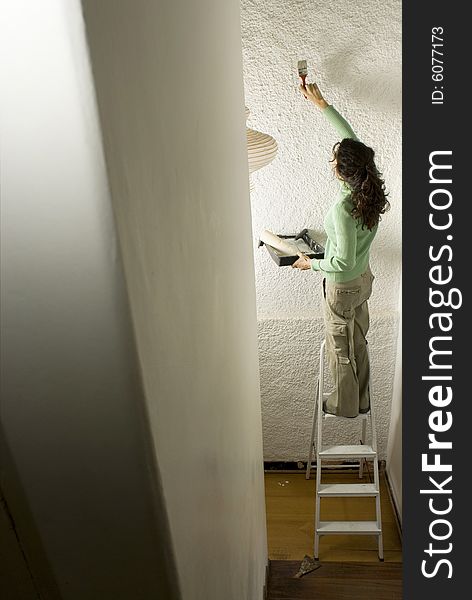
[300,81,359,141]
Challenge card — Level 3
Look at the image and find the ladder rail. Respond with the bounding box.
[359,417,367,478]
[316,341,325,457]
[369,353,378,454]
[314,340,325,560]
[305,376,319,479]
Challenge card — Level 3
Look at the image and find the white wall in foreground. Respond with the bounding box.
[241,0,402,459]
[1,1,180,597]
[2,1,267,599]
[82,1,268,599]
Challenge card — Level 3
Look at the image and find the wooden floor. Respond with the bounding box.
[265,470,402,562]
[266,560,402,599]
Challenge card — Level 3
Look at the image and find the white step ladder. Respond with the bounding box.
[306,340,384,561]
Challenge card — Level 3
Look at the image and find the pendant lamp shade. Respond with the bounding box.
[246,107,278,177]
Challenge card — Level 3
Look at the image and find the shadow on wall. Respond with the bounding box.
[323,44,401,113]
[375,245,401,269]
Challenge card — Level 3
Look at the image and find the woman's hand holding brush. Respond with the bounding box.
[299,81,329,110]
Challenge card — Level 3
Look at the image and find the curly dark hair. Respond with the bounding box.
[331,138,390,230]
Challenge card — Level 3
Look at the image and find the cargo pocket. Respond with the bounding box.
[326,322,355,412]
[334,287,361,316]
[327,322,350,363]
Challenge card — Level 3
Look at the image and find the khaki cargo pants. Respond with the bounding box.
[322,267,374,418]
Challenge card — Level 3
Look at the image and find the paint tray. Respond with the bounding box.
[259,229,324,267]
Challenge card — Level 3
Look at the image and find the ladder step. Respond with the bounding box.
[319,444,376,458]
[318,483,379,497]
[317,521,381,535]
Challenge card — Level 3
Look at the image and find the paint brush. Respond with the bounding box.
[297,60,308,87]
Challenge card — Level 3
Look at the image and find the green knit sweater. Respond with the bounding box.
[310,105,377,282]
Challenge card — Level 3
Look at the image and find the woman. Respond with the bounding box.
[292,80,389,418]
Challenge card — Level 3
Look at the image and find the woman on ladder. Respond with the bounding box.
[292,79,390,418]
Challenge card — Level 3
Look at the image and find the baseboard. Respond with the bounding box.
[385,469,402,537]
[264,460,386,473]
[264,460,307,472]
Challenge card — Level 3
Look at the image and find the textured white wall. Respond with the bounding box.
[241,0,402,459]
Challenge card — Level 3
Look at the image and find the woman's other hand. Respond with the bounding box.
[299,82,329,110]
[292,253,312,270]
